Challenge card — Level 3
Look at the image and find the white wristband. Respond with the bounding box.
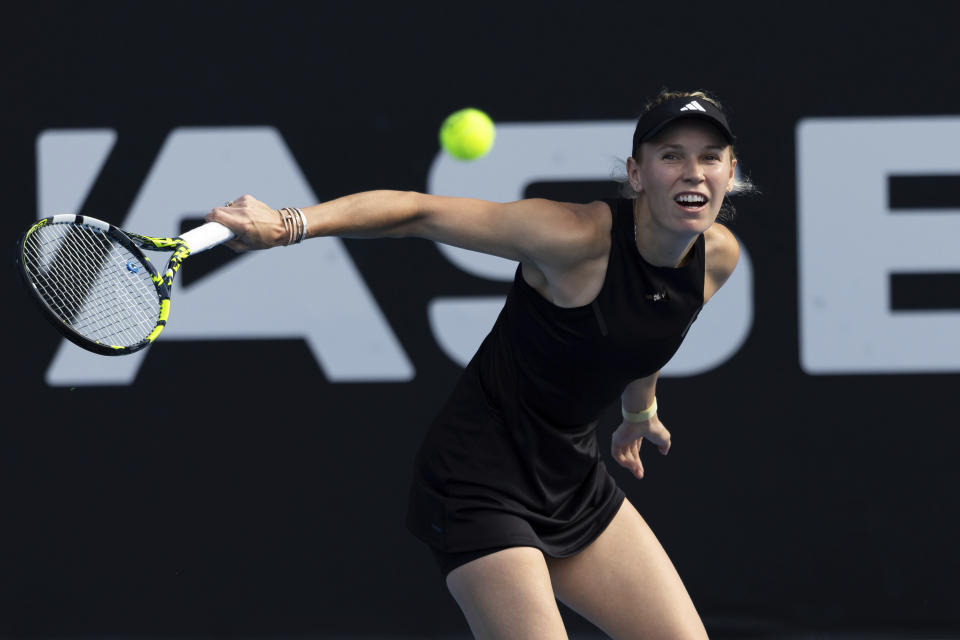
[622,397,657,423]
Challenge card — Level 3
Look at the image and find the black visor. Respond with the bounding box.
[632,97,735,157]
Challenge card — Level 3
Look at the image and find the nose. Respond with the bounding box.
[682,158,705,182]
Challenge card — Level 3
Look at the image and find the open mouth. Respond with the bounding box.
[674,193,709,210]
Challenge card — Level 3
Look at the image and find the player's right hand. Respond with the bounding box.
[207,194,287,251]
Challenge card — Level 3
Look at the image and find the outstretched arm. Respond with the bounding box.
[611,371,671,480]
[207,191,607,272]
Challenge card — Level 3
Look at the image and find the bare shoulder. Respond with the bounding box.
[522,198,613,267]
[568,199,614,251]
[521,199,614,306]
[703,223,740,301]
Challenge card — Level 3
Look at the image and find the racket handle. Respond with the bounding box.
[179,221,236,254]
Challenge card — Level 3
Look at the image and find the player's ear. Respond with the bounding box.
[626,155,643,192]
[727,155,738,193]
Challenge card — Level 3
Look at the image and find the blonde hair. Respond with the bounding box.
[617,88,757,221]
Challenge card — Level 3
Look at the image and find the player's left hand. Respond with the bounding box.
[611,415,671,480]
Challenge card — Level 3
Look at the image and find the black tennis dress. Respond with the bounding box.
[406,198,705,563]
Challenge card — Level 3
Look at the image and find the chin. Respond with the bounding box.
[668,207,717,234]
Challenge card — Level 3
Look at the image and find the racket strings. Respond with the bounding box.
[22,224,162,347]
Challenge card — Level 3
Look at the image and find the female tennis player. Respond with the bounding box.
[209,90,745,639]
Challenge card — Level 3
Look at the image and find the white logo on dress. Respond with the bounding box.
[646,289,668,302]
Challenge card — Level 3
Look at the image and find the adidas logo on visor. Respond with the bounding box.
[679,100,707,112]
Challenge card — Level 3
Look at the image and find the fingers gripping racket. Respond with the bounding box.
[16,215,235,355]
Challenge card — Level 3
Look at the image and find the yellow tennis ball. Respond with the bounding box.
[439,108,495,161]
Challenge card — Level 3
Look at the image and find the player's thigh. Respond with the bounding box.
[545,499,707,640]
[446,546,569,640]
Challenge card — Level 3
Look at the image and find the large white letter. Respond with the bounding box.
[41,127,413,386]
[798,117,960,373]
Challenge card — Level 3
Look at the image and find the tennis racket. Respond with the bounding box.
[16,214,235,355]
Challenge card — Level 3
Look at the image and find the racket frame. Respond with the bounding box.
[16,214,187,356]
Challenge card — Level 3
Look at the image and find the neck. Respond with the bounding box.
[632,198,699,268]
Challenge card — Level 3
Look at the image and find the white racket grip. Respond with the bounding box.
[179,221,235,254]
